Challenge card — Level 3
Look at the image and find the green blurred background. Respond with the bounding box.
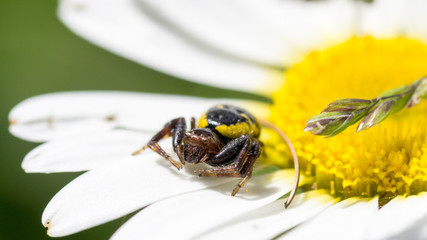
[0,1,264,239]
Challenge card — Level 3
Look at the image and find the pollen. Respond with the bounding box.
[267,36,427,199]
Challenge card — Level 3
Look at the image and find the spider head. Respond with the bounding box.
[178,128,222,163]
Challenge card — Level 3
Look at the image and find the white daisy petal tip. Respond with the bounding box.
[44,220,63,238]
[21,155,38,174]
[9,118,17,126]
[43,216,78,238]
[44,221,51,236]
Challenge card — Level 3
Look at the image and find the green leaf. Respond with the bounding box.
[378,84,413,98]
[326,108,371,137]
[322,98,373,112]
[324,115,354,137]
[305,77,427,137]
[407,77,427,108]
[304,112,350,134]
[306,111,351,123]
[304,112,359,137]
[357,100,395,131]
[388,89,412,114]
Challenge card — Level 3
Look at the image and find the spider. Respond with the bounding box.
[133,104,299,208]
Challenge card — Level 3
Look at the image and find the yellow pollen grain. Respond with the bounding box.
[267,36,427,198]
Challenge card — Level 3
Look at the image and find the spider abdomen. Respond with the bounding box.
[198,105,260,139]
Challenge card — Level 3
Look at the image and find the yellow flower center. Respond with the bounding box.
[266,36,427,200]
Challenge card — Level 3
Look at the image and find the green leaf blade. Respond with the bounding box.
[322,98,373,112]
[304,77,427,137]
[357,100,395,132]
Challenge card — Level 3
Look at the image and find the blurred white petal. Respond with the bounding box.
[281,197,378,240]
[140,0,356,66]
[201,190,336,240]
[9,91,267,142]
[388,213,427,240]
[265,0,355,52]
[357,0,427,42]
[22,130,151,173]
[405,0,427,43]
[366,193,427,240]
[358,0,408,38]
[42,157,233,237]
[111,170,294,240]
[58,0,283,94]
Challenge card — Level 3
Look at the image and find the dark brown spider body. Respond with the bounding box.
[178,128,222,164]
[133,104,262,196]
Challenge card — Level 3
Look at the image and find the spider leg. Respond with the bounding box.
[232,167,253,196]
[198,136,261,196]
[197,135,252,176]
[176,145,185,165]
[190,117,196,129]
[176,116,196,164]
[133,117,186,170]
[231,141,260,196]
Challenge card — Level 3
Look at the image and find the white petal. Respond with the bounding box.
[270,0,355,52]
[140,0,356,66]
[140,0,295,67]
[110,170,295,240]
[366,193,427,240]
[58,0,282,94]
[358,0,408,38]
[359,0,427,42]
[387,212,427,240]
[282,197,378,240]
[9,91,268,142]
[201,190,336,240]
[391,226,427,240]
[405,0,427,43]
[42,157,233,237]
[22,130,151,173]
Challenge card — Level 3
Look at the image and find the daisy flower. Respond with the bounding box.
[8,0,427,239]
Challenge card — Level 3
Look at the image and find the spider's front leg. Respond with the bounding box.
[133,117,187,170]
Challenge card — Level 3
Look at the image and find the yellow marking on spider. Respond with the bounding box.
[198,113,208,128]
[216,122,250,138]
[215,114,260,138]
[241,113,260,136]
